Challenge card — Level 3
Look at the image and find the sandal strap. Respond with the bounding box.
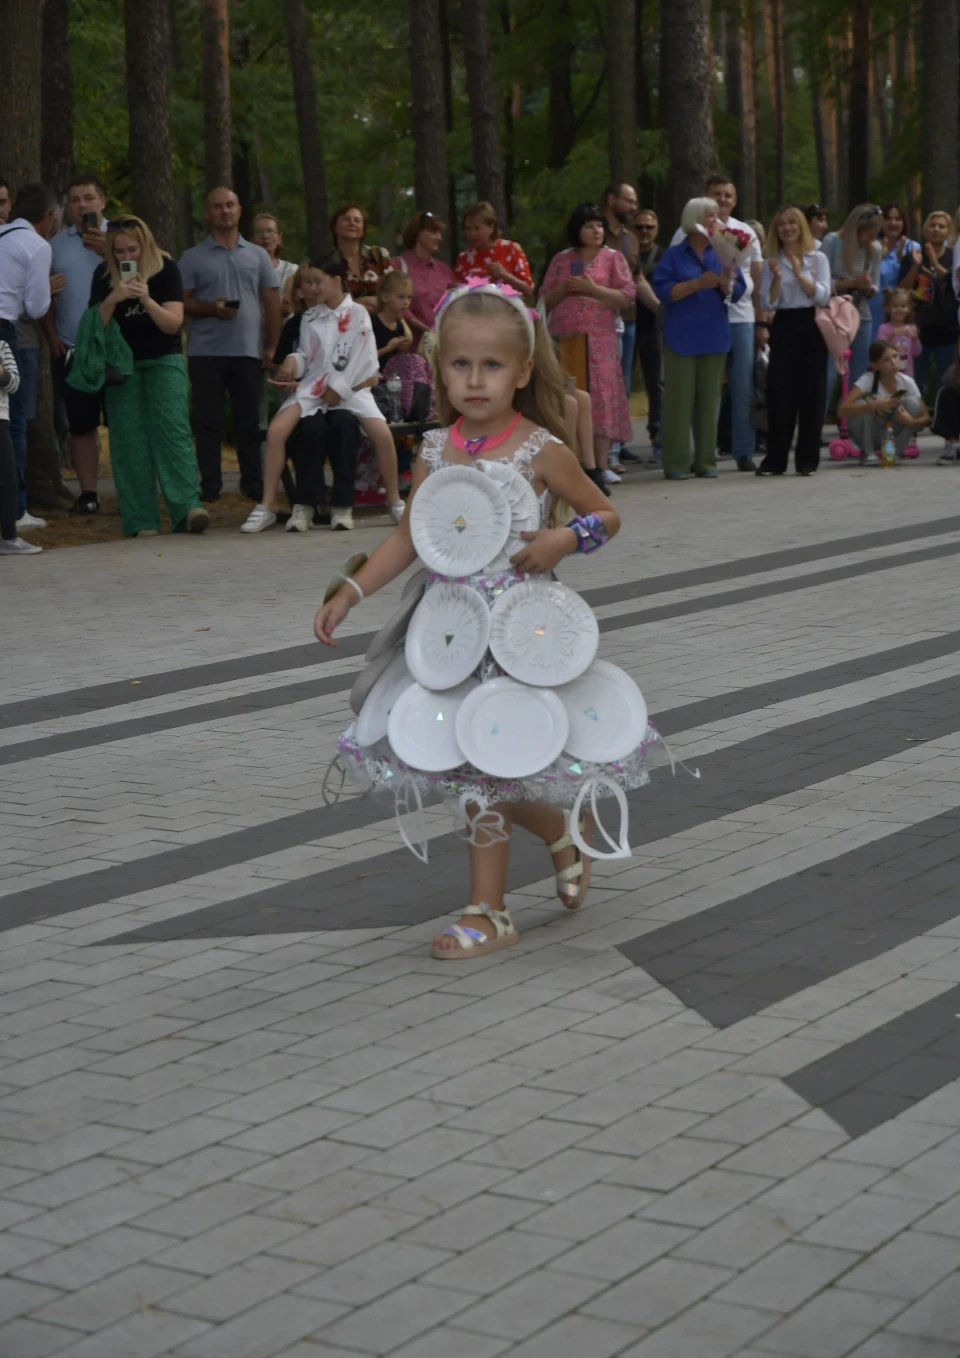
[440,924,489,949]
[462,902,515,938]
[556,861,583,884]
[548,831,574,854]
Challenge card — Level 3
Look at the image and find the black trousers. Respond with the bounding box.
[288,409,363,508]
[188,355,264,499]
[765,308,827,474]
[0,420,17,540]
[932,385,960,442]
[635,328,663,438]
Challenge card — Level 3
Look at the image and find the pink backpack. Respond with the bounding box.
[816,296,861,373]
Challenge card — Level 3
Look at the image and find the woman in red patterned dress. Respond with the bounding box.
[453,201,534,301]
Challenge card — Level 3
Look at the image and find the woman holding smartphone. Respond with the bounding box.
[71,215,207,537]
[539,202,636,482]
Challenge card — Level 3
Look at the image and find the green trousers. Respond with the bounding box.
[104,354,202,536]
[661,347,727,476]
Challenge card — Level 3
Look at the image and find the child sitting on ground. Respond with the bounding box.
[837,339,929,465]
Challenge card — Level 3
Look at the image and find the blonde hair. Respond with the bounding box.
[377,269,412,303]
[289,262,313,315]
[680,197,719,235]
[952,206,960,247]
[766,206,815,258]
[838,204,882,275]
[432,291,569,524]
[922,210,951,240]
[747,219,766,249]
[883,286,913,320]
[104,215,166,285]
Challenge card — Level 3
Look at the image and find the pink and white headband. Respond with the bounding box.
[434,275,539,355]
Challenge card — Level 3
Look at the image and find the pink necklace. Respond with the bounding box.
[450,410,522,457]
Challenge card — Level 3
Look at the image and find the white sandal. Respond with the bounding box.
[549,811,591,910]
[430,903,519,961]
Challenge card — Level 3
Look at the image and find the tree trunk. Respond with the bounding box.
[921,0,959,215]
[809,41,836,211]
[547,0,577,169]
[748,0,765,218]
[200,0,232,191]
[124,0,176,251]
[832,29,849,215]
[608,0,637,186]
[409,0,450,228]
[724,0,750,212]
[41,0,74,196]
[847,0,869,205]
[894,13,919,235]
[873,52,891,167]
[769,0,786,206]
[461,0,507,225]
[659,0,717,230]
[635,0,652,129]
[284,0,330,256]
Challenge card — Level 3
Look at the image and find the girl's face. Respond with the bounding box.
[439,314,533,423]
[874,346,900,382]
[579,219,605,248]
[383,283,413,313]
[464,216,496,249]
[858,221,881,245]
[779,214,801,246]
[297,268,326,308]
[883,209,904,240]
[927,216,949,246]
[417,226,443,255]
[112,234,142,264]
[889,299,909,325]
[335,208,365,242]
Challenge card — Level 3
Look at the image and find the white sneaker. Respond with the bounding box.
[0,536,42,555]
[608,458,625,473]
[16,511,46,531]
[239,504,277,534]
[389,501,405,524]
[600,468,622,484]
[186,507,210,534]
[862,451,881,466]
[937,446,958,466]
[285,504,313,533]
[330,507,354,531]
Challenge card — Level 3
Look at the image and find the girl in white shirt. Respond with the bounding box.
[756,207,832,477]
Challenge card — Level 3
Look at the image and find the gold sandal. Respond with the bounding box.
[549,812,592,910]
[430,903,519,961]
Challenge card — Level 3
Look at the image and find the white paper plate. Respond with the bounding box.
[410,465,511,576]
[387,678,478,772]
[477,461,541,559]
[350,644,400,716]
[405,583,491,690]
[355,651,414,746]
[488,580,599,686]
[455,677,570,778]
[556,659,648,762]
[365,580,426,662]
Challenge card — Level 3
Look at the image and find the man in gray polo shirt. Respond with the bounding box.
[180,187,281,502]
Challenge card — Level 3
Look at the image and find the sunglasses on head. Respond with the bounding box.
[106,218,139,232]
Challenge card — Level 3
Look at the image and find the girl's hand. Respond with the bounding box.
[314,590,353,647]
[768,257,781,279]
[509,527,576,574]
[487,261,508,281]
[394,336,413,353]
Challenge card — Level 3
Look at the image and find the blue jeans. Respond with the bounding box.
[915,343,955,400]
[0,323,26,517]
[828,318,872,417]
[728,322,755,461]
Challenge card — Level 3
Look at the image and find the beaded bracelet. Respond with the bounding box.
[566,513,608,554]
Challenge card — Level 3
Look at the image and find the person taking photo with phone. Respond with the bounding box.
[68,215,208,537]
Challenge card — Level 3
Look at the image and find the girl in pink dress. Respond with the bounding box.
[540,203,636,475]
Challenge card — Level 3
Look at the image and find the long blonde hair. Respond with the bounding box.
[837,204,882,275]
[431,290,568,445]
[765,206,815,258]
[103,215,166,285]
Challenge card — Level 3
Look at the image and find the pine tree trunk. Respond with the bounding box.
[724,4,743,191]
[548,0,576,169]
[41,0,74,196]
[833,30,849,214]
[608,0,637,185]
[921,0,959,215]
[409,0,450,228]
[873,52,891,166]
[659,0,717,230]
[635,0,652,129]
[125,0,176,252]
[847,0,869,205]
[200,0,232,191]
[769,0,786,206]
[748,0,765,218]
[284,0,330,256]
[461,0,507,225]
[894,14,919,234]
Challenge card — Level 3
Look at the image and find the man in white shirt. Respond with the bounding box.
[50,174,111,514]
[0,183,56,521]
[671,174,763,472]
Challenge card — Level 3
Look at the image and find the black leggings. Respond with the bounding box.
[0,420,17,540]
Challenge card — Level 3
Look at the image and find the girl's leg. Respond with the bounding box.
[261,403,303,512]
[360,416,401,507]
[594,433,610,472]
[431,807,513,952]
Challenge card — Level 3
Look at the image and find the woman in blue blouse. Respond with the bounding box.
[652,198,746,480]
[870,202,919,338]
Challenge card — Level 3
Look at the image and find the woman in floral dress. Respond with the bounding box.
[540,202,636,477]
[454,201,534,300]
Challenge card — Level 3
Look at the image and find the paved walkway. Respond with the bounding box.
[3,443,960,1356]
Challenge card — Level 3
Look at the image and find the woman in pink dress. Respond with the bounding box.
[540,202,636,478]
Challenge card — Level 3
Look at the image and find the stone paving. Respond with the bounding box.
[2,443,960,1354]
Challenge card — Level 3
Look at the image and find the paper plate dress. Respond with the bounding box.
[333,426,674,862]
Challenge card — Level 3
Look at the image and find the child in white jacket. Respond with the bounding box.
[0,340,41,555]
[240,253,380,534]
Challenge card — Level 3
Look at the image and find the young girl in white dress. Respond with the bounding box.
[315,279,664,960]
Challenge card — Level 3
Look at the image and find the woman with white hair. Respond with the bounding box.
[651,197,745,479]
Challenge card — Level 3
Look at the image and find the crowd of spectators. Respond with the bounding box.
[2,168,960,556]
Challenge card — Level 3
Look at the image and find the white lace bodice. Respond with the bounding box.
[420,426,559,527]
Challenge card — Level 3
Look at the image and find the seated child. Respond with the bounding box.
[374,271,434,421]
[837,339,929,464]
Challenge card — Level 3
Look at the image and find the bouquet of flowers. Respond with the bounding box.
[708,223,753,267]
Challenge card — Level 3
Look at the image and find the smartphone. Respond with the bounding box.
[120,260,138,279]
[81,212,98,232]
[225,299,240,310]
[569,259,585,276]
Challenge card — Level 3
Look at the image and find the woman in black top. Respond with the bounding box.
[898,210,960,398]
[86,216,207,536]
